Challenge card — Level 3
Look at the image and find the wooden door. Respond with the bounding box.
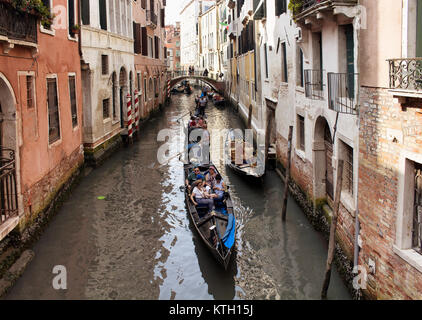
[325,126,334,199]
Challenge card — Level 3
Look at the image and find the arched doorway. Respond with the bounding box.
[119,67,127,129]
[0,74,18,223]
[313,116,334,202]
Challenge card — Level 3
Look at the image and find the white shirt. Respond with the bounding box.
[192,187,205,199]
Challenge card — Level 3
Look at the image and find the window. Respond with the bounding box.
[144,78,147,102]
[68,75,78,127]
[101,55,108,75]
[99,0,107,31]
[275,0,287,16]
[414,163,422,254]
[297,115,305,151]
[339,140,354,195]
[81,0,90,25]
[47,77,60,144]
[281,42,288,82]
[68,0,75,37]
[148,78,153,99]
[41,0,52,29]
[148,36,153,58]
[137,73,141,92]
[103,98,110,119]
[297,48,304,87]
[26,76,34,109]
[112,73,117,119]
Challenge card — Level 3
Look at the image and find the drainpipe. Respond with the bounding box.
[353,0,362,272]
[77,0,82,57]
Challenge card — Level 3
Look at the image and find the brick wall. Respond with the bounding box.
[358,86,422,299]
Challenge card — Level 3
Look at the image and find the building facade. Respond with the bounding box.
[165,23,181,72]
[0,0,84,240]
[79,0,135,165]
[180,0,214,71]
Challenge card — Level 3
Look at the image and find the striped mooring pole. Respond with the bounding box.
[134,90,140,133]
[167,78,171,98]
[127,94,133,140]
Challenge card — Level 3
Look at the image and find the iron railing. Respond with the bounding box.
[0,2,38,44]
[328,72,359,115]
[388,58,422,91]
[0,148,18,226]
[304,69,324,100]
[146,10,158,28]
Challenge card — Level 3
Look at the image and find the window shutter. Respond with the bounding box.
[254,0,266,20]
[133,22,141,54]
[81,0,90,25]
[155,36,159,59]
[141,27,148,56]
[99,0,107,30]
[68,0,75,31]
[141,0,146,9]
[161,8,165,27]
[275,0,286,16]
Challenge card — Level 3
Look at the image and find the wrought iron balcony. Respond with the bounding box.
[388,58,422,92]
[328,72,359,115]
[146,10,158,29]
[0,2,38,44]
[0,148,18,226]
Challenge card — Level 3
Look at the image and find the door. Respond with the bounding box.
[120,87,124,128]
[324,126,334,199]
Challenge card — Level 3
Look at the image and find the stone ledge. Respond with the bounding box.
[0,217,19,242]
[0,249,34,297]
[393,246,422,274]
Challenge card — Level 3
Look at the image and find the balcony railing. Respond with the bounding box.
[0,148,18,226]
[328,72,359,115]
[0,2,38,44]
[388,58,422,91]
[295,0,358,20]
[304,69,324,100]
[146,10,158,28]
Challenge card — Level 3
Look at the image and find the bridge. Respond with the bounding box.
[167,71,226,93]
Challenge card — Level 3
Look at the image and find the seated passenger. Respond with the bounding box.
[205,166,217,187]
[213,174,226,201]
[185,167,205,189]
[190,180,215,214]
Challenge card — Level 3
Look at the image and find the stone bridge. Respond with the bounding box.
[168,71,226,93]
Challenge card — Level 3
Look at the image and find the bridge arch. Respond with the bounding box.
[169,76,225,94]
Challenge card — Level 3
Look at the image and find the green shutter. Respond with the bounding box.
[254,0,266,20]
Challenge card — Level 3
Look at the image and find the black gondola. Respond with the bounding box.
[212,94,226,108]
[225,129,265,180]
[183,163,236,270]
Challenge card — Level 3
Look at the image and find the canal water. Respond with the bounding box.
[5,87,350,300]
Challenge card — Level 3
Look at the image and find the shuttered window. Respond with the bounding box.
[68,0,75,36]
[133,22,141,54]
[297,115,305,151]
[99,0,107,31]
[68,75,78,128]
[281,42,288,82]
[47,78,60,144]
[275,0,287,16]
[81,0,90,25]
[253,0,266,20]
[161,8,165,27]
[103,98,110,119]
[154,36,159,59]
[141,0,146,9]
[141,27,148,56]
[26,76,34,109]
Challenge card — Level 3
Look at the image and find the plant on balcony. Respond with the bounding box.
[7,0,54,28]
[70,24,80,34]
[288,0,303,20]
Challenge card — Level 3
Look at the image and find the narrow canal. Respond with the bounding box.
[5,87,350,300]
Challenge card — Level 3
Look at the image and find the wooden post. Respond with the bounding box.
[281,126,293,222]
[321,159,344,299]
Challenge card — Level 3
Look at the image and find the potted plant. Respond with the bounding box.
[70,24,80,34]
[288,0,304,20]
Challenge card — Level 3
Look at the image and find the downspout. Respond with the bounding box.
[78,0,82,57]
[353,0,362,274]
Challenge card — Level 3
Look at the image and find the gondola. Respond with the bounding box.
[185,85,192,94]
[225,129,265,181]
[212,94,226,108]
[183,162,236,270]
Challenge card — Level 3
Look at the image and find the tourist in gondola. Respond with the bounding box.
[205,166,217,187]
[213,174,226,201]
[185,167,205,190]
[190,180,215,214]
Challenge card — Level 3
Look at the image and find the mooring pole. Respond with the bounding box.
[281,126,293,222]
[321,159,344,299]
